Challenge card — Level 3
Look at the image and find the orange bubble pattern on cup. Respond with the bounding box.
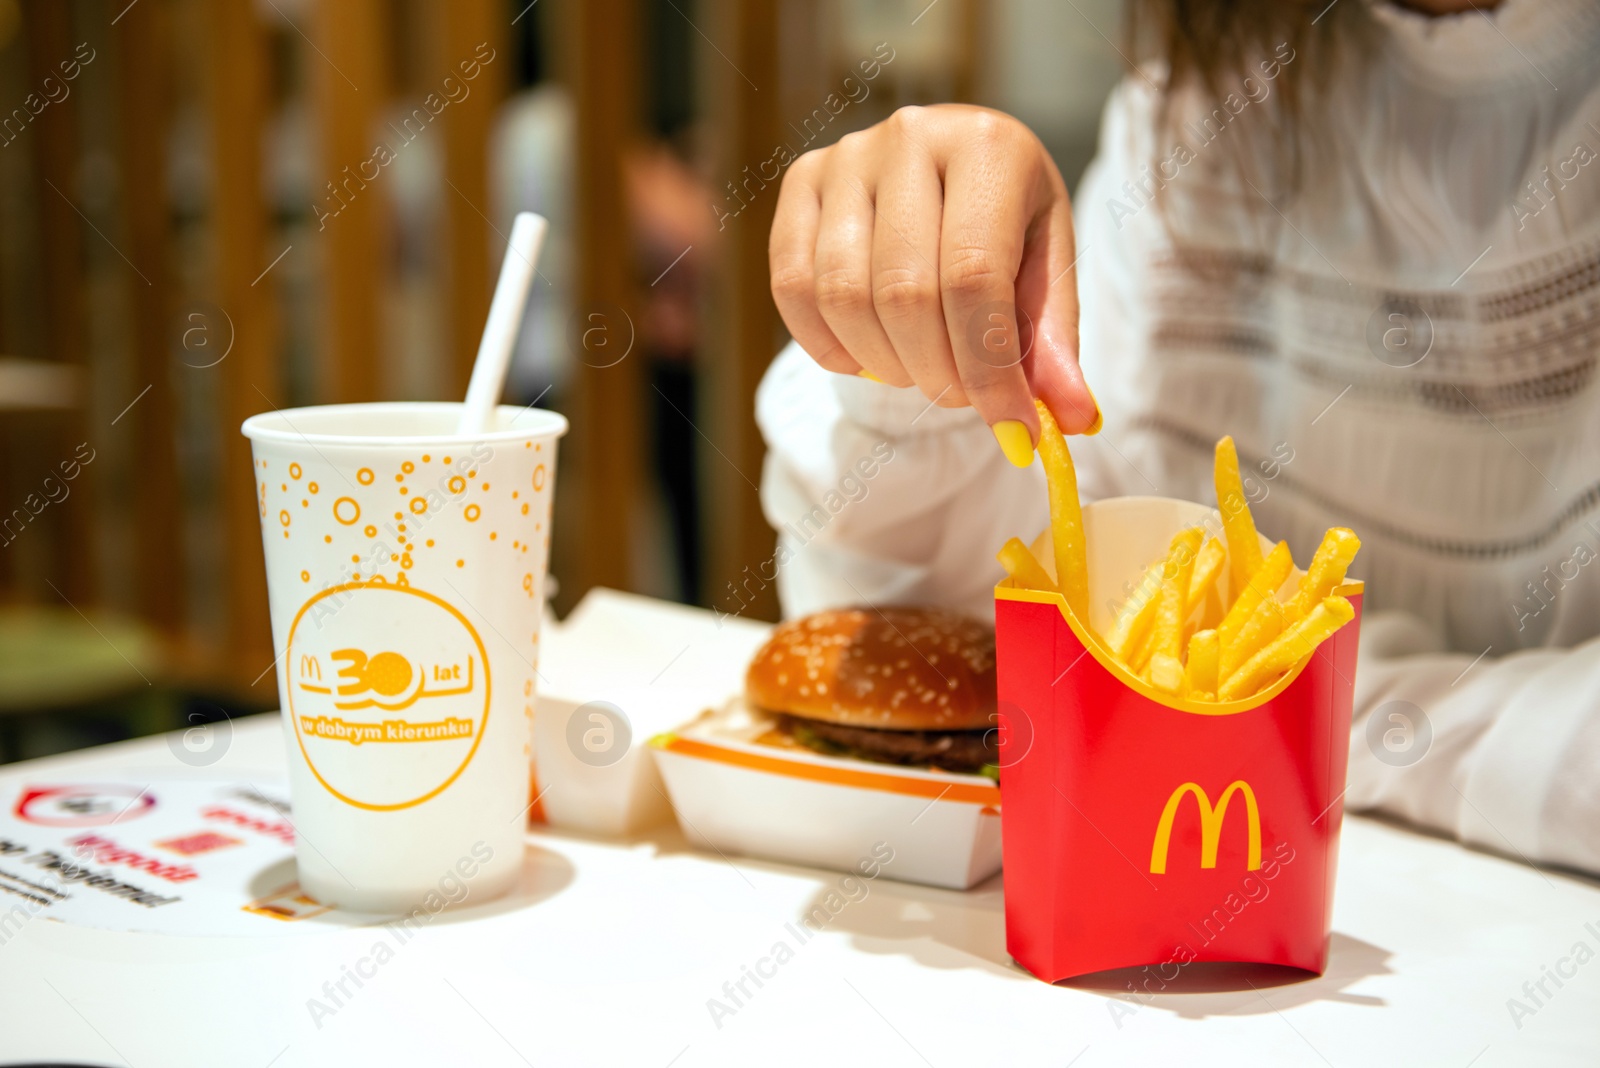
[257,447,554,599]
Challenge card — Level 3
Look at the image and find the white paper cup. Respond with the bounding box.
[242,402,567,913]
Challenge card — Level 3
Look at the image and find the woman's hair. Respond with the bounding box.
[1129,0,1370,193]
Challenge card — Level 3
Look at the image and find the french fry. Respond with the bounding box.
[1128,618,1157,674]
[1214,436,1263,603]
[1034,399,1090,624]
[1106,558,1164,660]
[1220,597,1285,680]
[1186,629,1219,697]
[1217,541,1293,652]
[997,537,1057,593]
[1285,527,1361,621]
[998,424,1361,707]
[1027,532,1058,582]
[1149,653,1185,695]
[1199,581,1226,631]
[1185,537,1226,616]
[1219,595,1355,700]
[1150,527,1205,665]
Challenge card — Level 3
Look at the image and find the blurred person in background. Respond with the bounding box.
[495,0,712,604]
[495,80,575,410]
[628,142,716,602]
[758,1,1600,873]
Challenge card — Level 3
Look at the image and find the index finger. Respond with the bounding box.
[1017,167,1094,435]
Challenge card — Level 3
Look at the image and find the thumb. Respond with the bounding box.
[1017,194,1099,435]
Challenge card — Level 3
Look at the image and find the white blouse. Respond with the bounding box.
[755,0,1600,874]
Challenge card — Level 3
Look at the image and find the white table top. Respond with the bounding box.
[2,712,1598,1067]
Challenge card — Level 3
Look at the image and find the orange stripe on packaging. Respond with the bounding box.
[653,735,1001,807]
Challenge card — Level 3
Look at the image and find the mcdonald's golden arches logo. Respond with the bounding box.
[1150,780,1261,874]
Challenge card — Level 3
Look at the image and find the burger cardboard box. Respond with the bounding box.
[995,496,1362,982]
[532,589,771,835]
[651,699,1003,890]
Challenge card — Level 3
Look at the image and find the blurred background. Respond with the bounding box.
[0,0,1123,761]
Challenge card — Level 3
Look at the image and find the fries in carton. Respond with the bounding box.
[994,411,1363,981]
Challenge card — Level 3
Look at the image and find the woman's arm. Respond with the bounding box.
[1349,615,1600,875]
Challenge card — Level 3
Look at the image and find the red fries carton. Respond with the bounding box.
[994,497,1362,983]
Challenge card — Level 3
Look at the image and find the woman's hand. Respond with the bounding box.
[768,104,1099,465]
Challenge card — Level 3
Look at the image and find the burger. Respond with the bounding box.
[745,606,999,777]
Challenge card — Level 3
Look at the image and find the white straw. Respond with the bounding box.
[457,212,549,436]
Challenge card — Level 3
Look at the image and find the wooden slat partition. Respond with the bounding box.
[0,30,21,596]
[701,0,782,621]
[433,0,507,397]
[22,0,95,604]
[116,0,183,635]
[561,0,643,610]
[953,0,985,104]
[205,0,276,687]
[310,0,385,404]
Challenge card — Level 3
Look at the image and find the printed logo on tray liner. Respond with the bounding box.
[14,784,155,827]
[0,778,397,937]
[1149,780,1261,874]
[287,582,490,811]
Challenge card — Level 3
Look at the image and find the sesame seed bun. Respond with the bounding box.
[745,607,996,731]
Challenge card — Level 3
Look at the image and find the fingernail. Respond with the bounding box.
[1084,383,1103,436]
[992,420,1034,468]
[857,370,884,384]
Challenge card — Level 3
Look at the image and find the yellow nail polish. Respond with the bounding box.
[1084,384,1103,436]
[993,420,1034,468]
[857,370,884,384]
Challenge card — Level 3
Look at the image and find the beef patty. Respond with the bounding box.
[774,713,997,775]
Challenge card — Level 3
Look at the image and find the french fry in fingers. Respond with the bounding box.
[1219,596,1355,700]
[1035,399,1090,624]
[1186,537,1226,616]
[1106,558,1164,661]
[1217,541,1293,652]
[1286,527,1361,621]
[997,537,1058,593]
[1214,436,1263,603]
[1220,597,1286,681]
[1186,629,1219,697]
[1150,527,1206,665]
